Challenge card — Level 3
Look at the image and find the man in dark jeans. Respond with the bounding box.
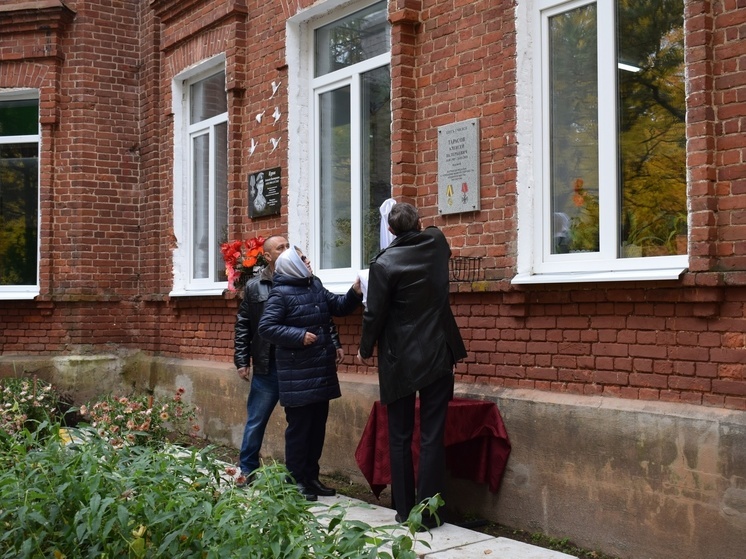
[234,235,344,490]
[357,202,467,528]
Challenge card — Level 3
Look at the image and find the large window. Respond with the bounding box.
[301,1,391,290]
[0,92,39,298]
[515,0,687,283]
[172,60,228,295]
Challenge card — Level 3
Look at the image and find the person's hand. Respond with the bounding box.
[303,331,318,346]
[336,348,344,364]
[352,277,362,296]
[357,350,373,366]
[237,366,251,382]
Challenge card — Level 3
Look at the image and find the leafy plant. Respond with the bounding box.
[1,381,441,558]
[0,428,437,559]
[78,388,201,448]
[0,376,61,444]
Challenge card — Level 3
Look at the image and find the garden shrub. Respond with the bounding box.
[0,376,63,451]
[78,388,201,448]
[0,379,438,558]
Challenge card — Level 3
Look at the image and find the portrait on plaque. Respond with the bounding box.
[249,167,281,218]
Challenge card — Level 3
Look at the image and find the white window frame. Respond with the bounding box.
[0,89,40,300]
[513,0,687,285]
[170,55,228,297]
[287,0,391,294]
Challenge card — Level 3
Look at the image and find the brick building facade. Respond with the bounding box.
[1,2,745,558]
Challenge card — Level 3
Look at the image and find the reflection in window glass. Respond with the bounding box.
[0,99,38,136]
[214,122,228,281]
[361,65,392,264]
[315,1,389,77]
[190,72,228,124]
[0,96,38,287]
[549,5,599,254]
[319,87,352,269]
[547,1,685,258]
[617,1,685,258]
[192,133,210,279]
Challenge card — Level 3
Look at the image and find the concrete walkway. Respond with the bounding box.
[313,493,578,559]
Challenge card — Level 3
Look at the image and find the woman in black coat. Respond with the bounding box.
[258,246,362,500]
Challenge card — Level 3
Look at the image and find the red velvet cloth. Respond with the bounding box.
[354,397,511,498]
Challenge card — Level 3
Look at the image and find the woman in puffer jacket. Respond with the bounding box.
[258,246,362,501]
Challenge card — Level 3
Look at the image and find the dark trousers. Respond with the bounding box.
[386,373,453,520]
[284,400,329,484]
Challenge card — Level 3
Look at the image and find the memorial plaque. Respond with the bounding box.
[248,167,281,218]
[437,118,480,215]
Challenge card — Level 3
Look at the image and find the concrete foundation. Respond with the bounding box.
[1,353,744,559]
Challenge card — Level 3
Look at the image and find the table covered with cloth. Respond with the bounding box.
[354,397,511,498]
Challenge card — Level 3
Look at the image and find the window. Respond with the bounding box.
[0,92,39,299]
[514,0,687,283]
[289,1,391,292]
[171,59,228,295]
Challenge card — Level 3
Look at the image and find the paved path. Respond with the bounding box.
[313,494,578,559]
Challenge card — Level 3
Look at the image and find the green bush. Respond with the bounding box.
[78,389,200,448]
[0,376,62,450]
[0,429,435,558]
[0,380,440,558]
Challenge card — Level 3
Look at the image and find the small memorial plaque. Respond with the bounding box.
[249,167,281,218]
[437,118,480,215]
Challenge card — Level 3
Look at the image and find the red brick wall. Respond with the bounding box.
[326,0,746,412]
[1,0,744,411]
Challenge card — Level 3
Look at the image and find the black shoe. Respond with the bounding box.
[296,483,318,501]
[395,512,439,532]
[307,479,336,497]
[421,513,441,531]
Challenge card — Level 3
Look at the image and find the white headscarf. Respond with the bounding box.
[275,247,311,278]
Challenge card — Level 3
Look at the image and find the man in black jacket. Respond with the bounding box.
[234,235,347,488]
[234,235,289,484]
[357,202,467,528]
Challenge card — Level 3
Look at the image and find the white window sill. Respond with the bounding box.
[511,267,687,285]
[168,287,226,298]
[0,290,39,300]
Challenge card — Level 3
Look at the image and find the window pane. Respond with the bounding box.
[361,65,391,265]
[190,72,227,124]
[0,143,38,285]
[319,86,351,269]
[315,1,389,77]
[215,122,228,281]
[0,99,38,137]
[549,4,599,255]
[192,133,210,279]
[618,1,686,258]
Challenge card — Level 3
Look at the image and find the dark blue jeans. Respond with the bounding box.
[238,362,279,474]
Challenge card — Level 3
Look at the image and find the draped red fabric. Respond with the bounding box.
[354,398,512,498]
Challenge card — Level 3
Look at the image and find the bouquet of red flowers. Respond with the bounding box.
[220,236,267,292]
